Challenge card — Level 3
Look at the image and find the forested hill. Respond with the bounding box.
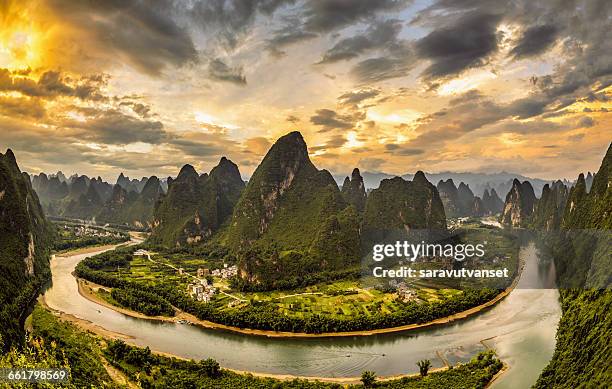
[534,143,611,388]
[0,149,54,349]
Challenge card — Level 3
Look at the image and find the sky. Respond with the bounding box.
[0,0,610,182]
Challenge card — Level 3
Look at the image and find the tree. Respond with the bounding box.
[417,359,431,377]
[200,358,221,378]
[361,370,377,387]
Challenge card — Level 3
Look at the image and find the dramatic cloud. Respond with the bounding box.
[286,115,300,123]
[266,19,318,57]
[63,109,167,145]
[415,11,501,80]
[166,131,244,166]
[46,0,198,75]
[189,0,294,50]
[207,59,247,85]
[302,0,410,32]
[0,0,609,181]
[337,88,381,107]
[350,52,414,83]
[0,95,45,119]
[266,0,411,57]
[310,109,355,131]
[385,144,424,156]
[510,24,558,59]
[318,19,402,64]
[244,137,272,154]
[576,116,595,128]
[0,68,108,101]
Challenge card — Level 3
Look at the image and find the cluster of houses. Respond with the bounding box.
[184,265,236,303]
[187,278,216,303]
[211,264,238,279]
[133,249,149,257]
[389,280,418,301]
[67,224,123,239]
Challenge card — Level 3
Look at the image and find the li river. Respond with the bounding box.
[42,239,561,388]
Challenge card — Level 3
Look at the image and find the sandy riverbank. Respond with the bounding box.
[38,295,134,341]
[55,243,121,257]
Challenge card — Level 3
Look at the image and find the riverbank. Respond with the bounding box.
[35,296,458,386]
[55,243,121,257]
[39,292,511,386]
[38,294,134,341]
[76,255,525,338]
[42,240,524,385]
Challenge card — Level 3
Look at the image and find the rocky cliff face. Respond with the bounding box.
[0,149,54,348]
[363,171,447,231]
[500,179,537,227]
[471,196,485,217]
[96,176,163,228]
[90,176,113,202]
[116,173,148,194]
[96,184,134,223]
[437,179,461,217]
[63,182,104,219]
[482,188,504,214]
[530,180,568,231]
[585,171,594,192]
[437,179,501,217]
[151,158,244,246]
[225,132,360,283]
[341,168,367,212]
[534,143,611,388]
[457,182,475,215]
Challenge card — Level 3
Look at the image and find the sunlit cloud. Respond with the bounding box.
[0,0,609,181]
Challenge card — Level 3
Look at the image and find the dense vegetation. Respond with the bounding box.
[52,222,130,251]
[534,143,611,388]
[105,339,503,389]
[341,168,367,212]
[528,181,568,231]
[0,306,115,388]
[29,306,114,387]
[222,132,361,286]
[76,250,498,333]
[0,149,55,350]
[110,287,175,317]
[150,158,245,246]
[362,172,446,232]
[32,171,164,228]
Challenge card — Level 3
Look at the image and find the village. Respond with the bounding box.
[132,249,238,303]
[184,265,238,303]
[60,222,127,239]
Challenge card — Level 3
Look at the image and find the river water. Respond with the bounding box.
[43,241,560,387]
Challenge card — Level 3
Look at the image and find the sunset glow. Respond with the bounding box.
[0,0,609,181]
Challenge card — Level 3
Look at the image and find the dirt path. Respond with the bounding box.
[98,347,137,389]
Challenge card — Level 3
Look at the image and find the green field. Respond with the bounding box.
[100,224,516,321]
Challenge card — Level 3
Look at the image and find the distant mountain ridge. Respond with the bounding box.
[334,171,559,198]
[436,179,503,218]
[31,171,164,228]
